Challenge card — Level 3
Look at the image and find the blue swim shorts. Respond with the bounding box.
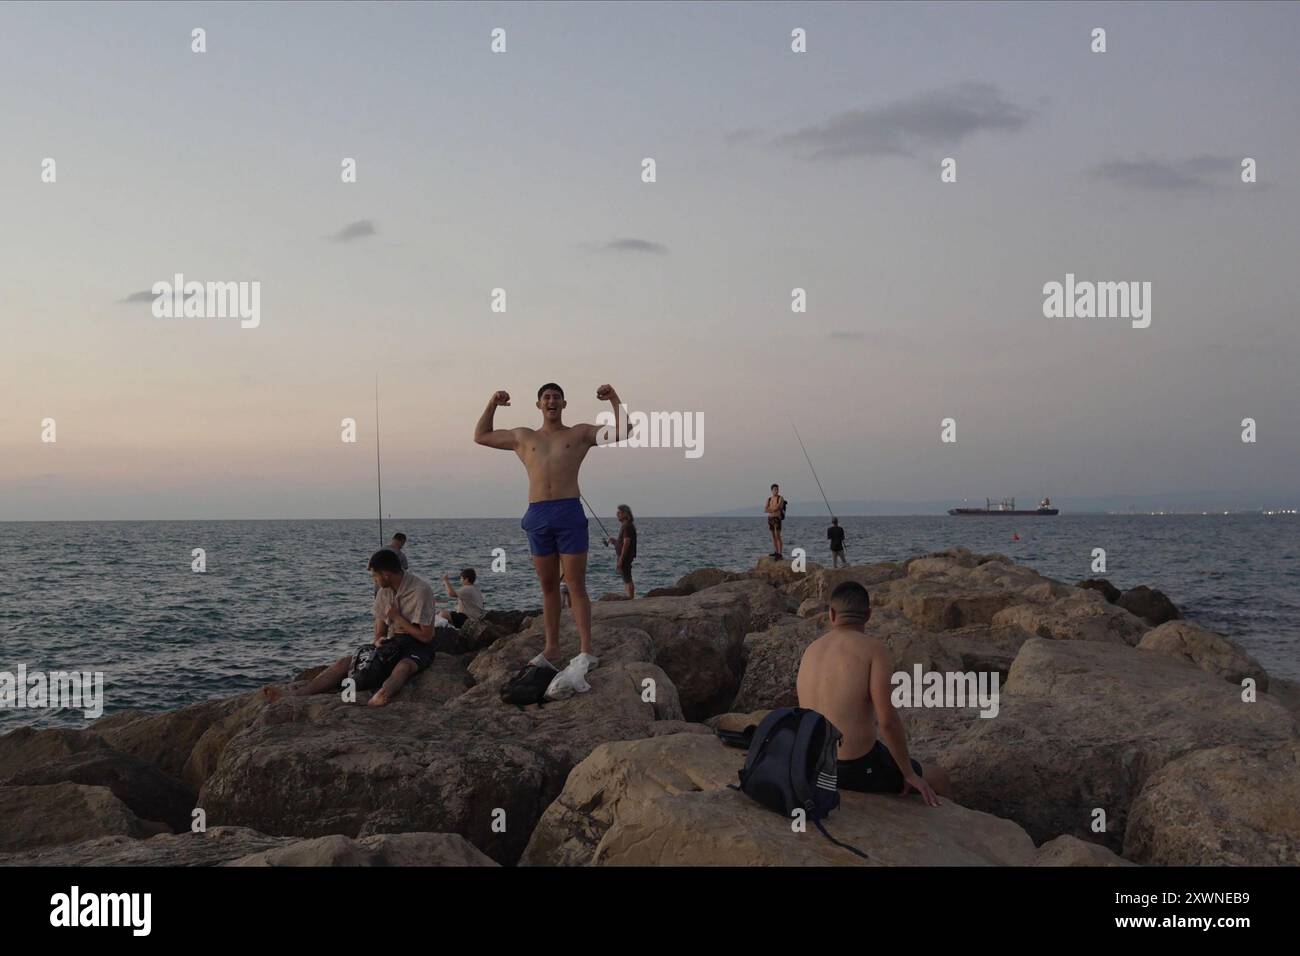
[521,497,589,556]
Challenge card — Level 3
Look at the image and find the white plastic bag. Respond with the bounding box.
[545,658,591,700]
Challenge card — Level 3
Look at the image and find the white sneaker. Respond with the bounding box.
[571,652,600,672]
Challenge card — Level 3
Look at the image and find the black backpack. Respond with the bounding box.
[731,707,869,860]
[349,639,401,692]
[499,663,555,708]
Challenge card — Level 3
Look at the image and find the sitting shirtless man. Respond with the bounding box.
[796,581,952,805]
[474,382,625,696]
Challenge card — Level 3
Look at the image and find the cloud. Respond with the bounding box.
[119,287,197,304]
[1089,155,1239,191]
[723,128,761,146]
[593,238,669,255]
[330,219,377,242]
[772,82,1033,160]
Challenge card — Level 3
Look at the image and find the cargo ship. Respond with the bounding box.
[948,497,1059,516]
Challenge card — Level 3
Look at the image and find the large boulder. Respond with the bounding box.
[0,726,113,778]
[1137,620,1268,690]
[522,733,1045,866]
[1123,742,1300,865]
[729,617,820,712]
[1076,579,1121,604]
[1033,835,1134,867]
[225,832,497,867]
[90,693,262,783]
[1117,585,1181,627]
[674,568,746,594]
[1,748,196,833]
[198,659,682,865]
[472,580,789,720]
[0,783,163,852]
[991,593,1147,646]
[939,639,1297,852]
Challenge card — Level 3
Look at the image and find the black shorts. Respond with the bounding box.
[448,611,469,629]
[390,633,435,673]
[837,741,923,794]
[768,517,782,531]
[619,560,634,583]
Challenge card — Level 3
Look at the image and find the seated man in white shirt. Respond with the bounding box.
[438,568,485,629]
[263,549,438,708]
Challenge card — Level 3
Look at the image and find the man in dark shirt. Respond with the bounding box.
[827,517,847,567]
[606,504,638,599]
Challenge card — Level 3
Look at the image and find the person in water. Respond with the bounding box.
[605,504,637,599]
[263,549,438,708]
[438,567,485,628]
[764,483,786,559]
[474,382,625,693]
[827,517,847,568]
[796,581,951,804]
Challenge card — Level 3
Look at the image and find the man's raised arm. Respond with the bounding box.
[474,390,517,450]
[588,383,624,445]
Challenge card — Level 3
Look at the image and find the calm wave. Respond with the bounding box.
[1,515,1296,729]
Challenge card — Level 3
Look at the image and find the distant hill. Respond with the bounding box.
[701,491,1299,517]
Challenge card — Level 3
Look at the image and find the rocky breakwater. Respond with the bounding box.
[2,548,1296,866]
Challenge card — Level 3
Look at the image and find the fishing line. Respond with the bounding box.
[791,420,846,554]
[580,492,613,548]
[375,374,384,547]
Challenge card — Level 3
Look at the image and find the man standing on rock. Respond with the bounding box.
[797,581,952,805]
[474,382,625,698]
[765,483,786,559]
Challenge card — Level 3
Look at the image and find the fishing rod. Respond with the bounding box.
[580,492,613,548]
[791,420,846,553]
[375,374,384,547]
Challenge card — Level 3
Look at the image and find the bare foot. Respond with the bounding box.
[367,690,390,708]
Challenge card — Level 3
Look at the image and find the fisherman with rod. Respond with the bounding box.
[792,421,849,566]
[474,382,625,701]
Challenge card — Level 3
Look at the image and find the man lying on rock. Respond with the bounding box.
[797,581,952,805]
[263,549,439,708]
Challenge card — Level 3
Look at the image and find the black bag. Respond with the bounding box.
[349,639,401,691]
[731,707,868,860]
[778,497,788,521]
[499,663,556,708]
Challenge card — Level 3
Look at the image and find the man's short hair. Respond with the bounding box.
[368,549,403,574]
[460,568,476,584]
[537,383,564,400]
[831,517,839,525]
[829,581,871,622]
[771,483,779,491]
[391,532,407,543]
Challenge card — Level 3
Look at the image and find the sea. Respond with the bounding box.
[1,515,1296,731]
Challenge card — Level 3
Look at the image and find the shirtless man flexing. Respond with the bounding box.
[797,581,953,804]
[474,382,625,693]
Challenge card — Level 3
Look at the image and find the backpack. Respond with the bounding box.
[499,663,555,707]
[731,707,869,860]
[778,497,788,521]
[349,639,402,692]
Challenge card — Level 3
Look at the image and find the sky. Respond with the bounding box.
[2,0,1297,519]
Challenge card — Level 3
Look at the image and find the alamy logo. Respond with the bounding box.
[50,886,151,936]
[150,273,261,328]
[0,665,104,718]
[1042,273,1151,329]
[595,404,704,459]
[891,665,1000,718]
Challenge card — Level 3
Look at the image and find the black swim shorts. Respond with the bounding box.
[836,741,923,794]
[392,633,435,673]
[619,560,634,584]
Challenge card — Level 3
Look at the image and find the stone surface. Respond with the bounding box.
[0,783,162,852]
[939,639,1297,852]
[226,831,497,867]
[1123,742,1300,866]
[522,733,1042,866]
[1137,620,1268,690]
